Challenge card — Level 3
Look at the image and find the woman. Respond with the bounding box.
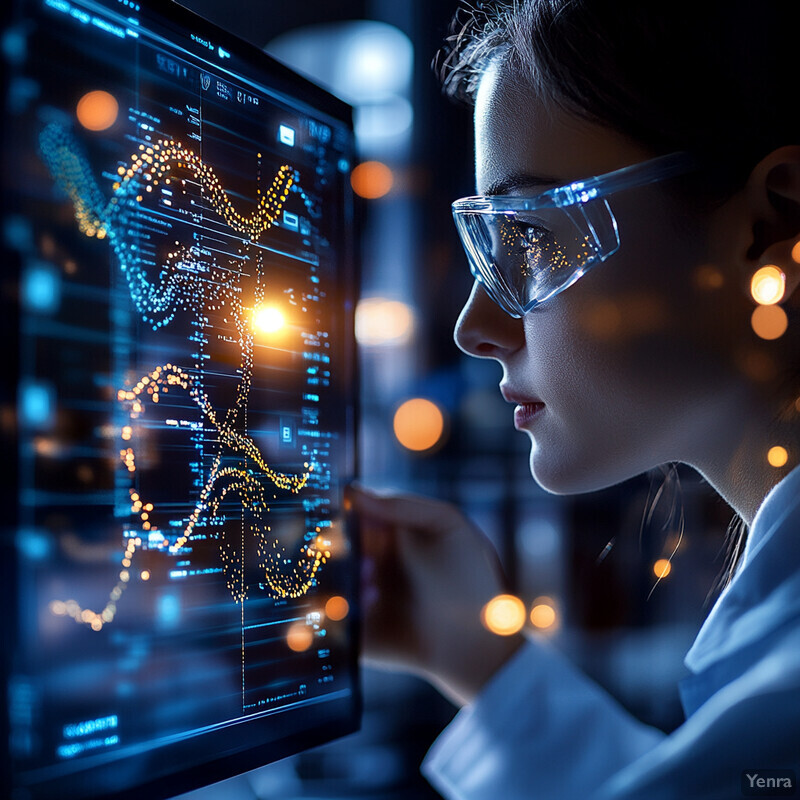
[350,1,800,797]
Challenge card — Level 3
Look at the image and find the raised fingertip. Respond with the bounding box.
[345,482,379,505]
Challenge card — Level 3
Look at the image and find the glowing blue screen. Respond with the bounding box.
[4,0,358,797]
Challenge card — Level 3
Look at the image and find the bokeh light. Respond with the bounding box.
[50,600,66,616]
[350,160,393,199]
[750,265,786,305]
[287,621,314,652]
[481,594,525,636]
[693,264,724,290]
[253,306,285,334]
[792,241,800,264]
[653,558,672,579]
[737,347,778,383]
[580,300,623,341]
[530,597,557,630]
[393,397,445,452]
[750,304,788,340]
[76,90,119,131]
[768,445,788,468]
[355,297,414,346]
[325,595,349,621]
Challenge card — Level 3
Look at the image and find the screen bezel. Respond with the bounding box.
[1,0,362,797]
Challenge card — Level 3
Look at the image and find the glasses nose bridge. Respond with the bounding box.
[454,208,527,318]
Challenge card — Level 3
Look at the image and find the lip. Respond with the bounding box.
[500,385,545,429]
[500,385,543,405]
[513,402,545,429]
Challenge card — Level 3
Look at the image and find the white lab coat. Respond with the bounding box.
[422,466,800,799]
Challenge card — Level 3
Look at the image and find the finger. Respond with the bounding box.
[347,483,465,534]
[357,516,395,561]
[360,555,379,611]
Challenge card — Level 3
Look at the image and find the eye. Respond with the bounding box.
[517,220,552,247]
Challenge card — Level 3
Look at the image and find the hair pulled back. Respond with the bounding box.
[439,1,800,197]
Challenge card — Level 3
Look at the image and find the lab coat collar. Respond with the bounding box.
[684,462,800,675]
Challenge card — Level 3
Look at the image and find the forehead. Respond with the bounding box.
[474,58,653,194]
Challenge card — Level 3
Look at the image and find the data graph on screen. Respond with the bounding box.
[4,1,358,797]
[41,124,330,618]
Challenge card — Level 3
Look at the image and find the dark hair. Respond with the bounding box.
[437,0,800,586]
[438,0,800,200]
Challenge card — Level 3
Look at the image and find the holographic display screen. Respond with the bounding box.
[4,1,358,797]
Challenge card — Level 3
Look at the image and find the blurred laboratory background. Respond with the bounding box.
[173,0,739,797]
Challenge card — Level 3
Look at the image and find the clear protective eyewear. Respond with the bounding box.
[452,151,698,317]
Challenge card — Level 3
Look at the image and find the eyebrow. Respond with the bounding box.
[482,172,562,197]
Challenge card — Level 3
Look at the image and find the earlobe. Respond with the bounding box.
[744,146,800,303]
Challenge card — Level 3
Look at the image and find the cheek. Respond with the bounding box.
[518,266,746,493]
[569,192,755,383]
[544,287,741,416]
[608,190,755,354]
[517,311,674,494]
[513,193,761,493]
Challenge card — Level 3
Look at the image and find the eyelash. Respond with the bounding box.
[518,221,552,244]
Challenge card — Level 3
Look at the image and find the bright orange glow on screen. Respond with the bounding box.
[76,90,119,131]
[253,305,285,334]
[287,622,314,652]
[325,596,349,621]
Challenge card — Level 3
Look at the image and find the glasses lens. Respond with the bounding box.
[454,211,521,316]
[454,203,611,314]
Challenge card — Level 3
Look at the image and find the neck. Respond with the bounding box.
[690,392,800,527]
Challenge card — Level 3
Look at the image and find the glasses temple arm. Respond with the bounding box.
[549,151,699,208]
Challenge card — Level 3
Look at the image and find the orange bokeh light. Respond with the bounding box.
[530,598,557,630]
[751,304,788,340]
[355,297,414,345]
[481,594,526,636]
[393,398,445,452]
[76,90,119,131]
[653,558,672,579]
[750,265,785,305]
[325,596,349,621]
[350,161,393,199]
[252,305,285,334]
[767,445,788,468]
[693,264,724,290]
[287,622,314,652]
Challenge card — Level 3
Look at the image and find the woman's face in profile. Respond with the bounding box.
[454,59,758,495]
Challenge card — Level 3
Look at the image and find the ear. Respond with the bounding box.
[743,146,800,301]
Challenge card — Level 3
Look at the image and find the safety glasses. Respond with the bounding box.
[452,151,698,317]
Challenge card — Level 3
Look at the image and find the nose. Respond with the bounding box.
[454,280,525,359]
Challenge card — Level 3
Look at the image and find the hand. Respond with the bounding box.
[348,484,525,706]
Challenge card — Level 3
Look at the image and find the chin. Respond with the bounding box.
[528,445,639,496]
